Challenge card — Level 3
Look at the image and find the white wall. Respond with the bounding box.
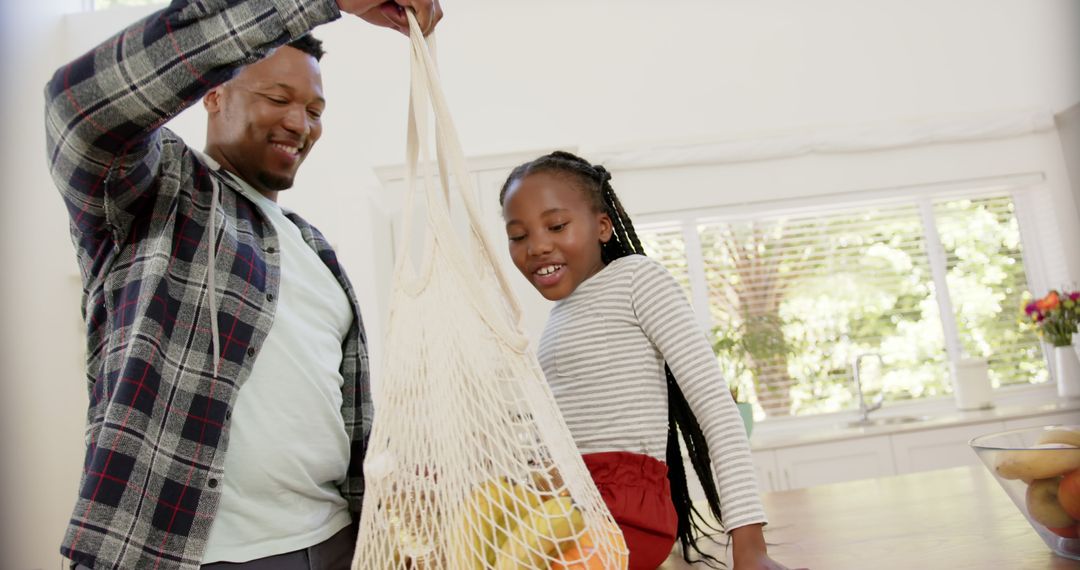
[1057,103,1080,224]
[3,1,1079,568]
[1,1,103,568]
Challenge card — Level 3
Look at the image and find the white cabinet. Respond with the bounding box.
[773,435,896,490]
[685,449,780,500]
[751,449,780,492]
[733,405,1077,493]
[890,421,1004,474]
[1003,411,1080,430]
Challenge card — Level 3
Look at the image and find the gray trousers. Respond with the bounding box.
[74,522,357,570]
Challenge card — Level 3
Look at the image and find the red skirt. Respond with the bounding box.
[583,451,678,570]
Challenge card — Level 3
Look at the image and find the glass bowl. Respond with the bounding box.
[970,425,1080,560]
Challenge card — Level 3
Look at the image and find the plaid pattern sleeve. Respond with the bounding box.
[41,2,375,570]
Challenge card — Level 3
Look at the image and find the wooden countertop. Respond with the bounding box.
[660,466,1080,569]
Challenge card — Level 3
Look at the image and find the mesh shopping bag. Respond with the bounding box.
[350,12,629,570]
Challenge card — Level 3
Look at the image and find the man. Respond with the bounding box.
[44,1,441,568]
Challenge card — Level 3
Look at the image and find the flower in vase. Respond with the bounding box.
[1022,289,1080,347]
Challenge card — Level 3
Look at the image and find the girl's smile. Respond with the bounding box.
[532,263,566,288]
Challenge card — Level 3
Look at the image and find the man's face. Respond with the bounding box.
[204,46,325,198]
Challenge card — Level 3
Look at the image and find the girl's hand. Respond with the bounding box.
[730,524,808,570]
[337,0,443,36]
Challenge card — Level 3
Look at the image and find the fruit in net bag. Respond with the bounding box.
[492,496,585,570]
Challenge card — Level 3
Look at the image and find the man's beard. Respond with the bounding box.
[257,170,295,192]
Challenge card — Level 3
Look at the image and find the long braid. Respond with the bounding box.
[501,151,728,568]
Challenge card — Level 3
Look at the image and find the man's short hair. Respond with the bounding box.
[287,34,325,61]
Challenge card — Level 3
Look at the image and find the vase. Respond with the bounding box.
[950,358,994,410]
[1074,332,1080,370]
[736,402,755,438]
[1055,343,1080,399]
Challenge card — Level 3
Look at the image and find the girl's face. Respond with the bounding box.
[502,172,613,301]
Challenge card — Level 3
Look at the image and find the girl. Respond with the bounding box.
[500,151,797,570]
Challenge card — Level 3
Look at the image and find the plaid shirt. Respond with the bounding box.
[44,1,371,568]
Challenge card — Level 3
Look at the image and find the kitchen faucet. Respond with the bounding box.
[851,353,885,425]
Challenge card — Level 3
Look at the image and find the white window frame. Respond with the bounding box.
[636,172,1055,420]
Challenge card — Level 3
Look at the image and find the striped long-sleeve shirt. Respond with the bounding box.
[538,254,767,531]
[44,1,370,568]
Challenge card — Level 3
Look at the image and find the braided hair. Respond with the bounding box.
[499,151,728,568]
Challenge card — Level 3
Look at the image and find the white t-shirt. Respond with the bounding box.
[538,254,767,531]
[202,173,353,562]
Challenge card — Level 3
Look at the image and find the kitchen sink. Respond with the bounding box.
[844,415,931,428]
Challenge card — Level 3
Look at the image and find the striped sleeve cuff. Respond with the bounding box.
[724,510,770,533]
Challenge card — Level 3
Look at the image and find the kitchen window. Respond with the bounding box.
[638,190,1048,419]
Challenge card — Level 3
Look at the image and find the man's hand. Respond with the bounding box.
[337,0,443,36]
